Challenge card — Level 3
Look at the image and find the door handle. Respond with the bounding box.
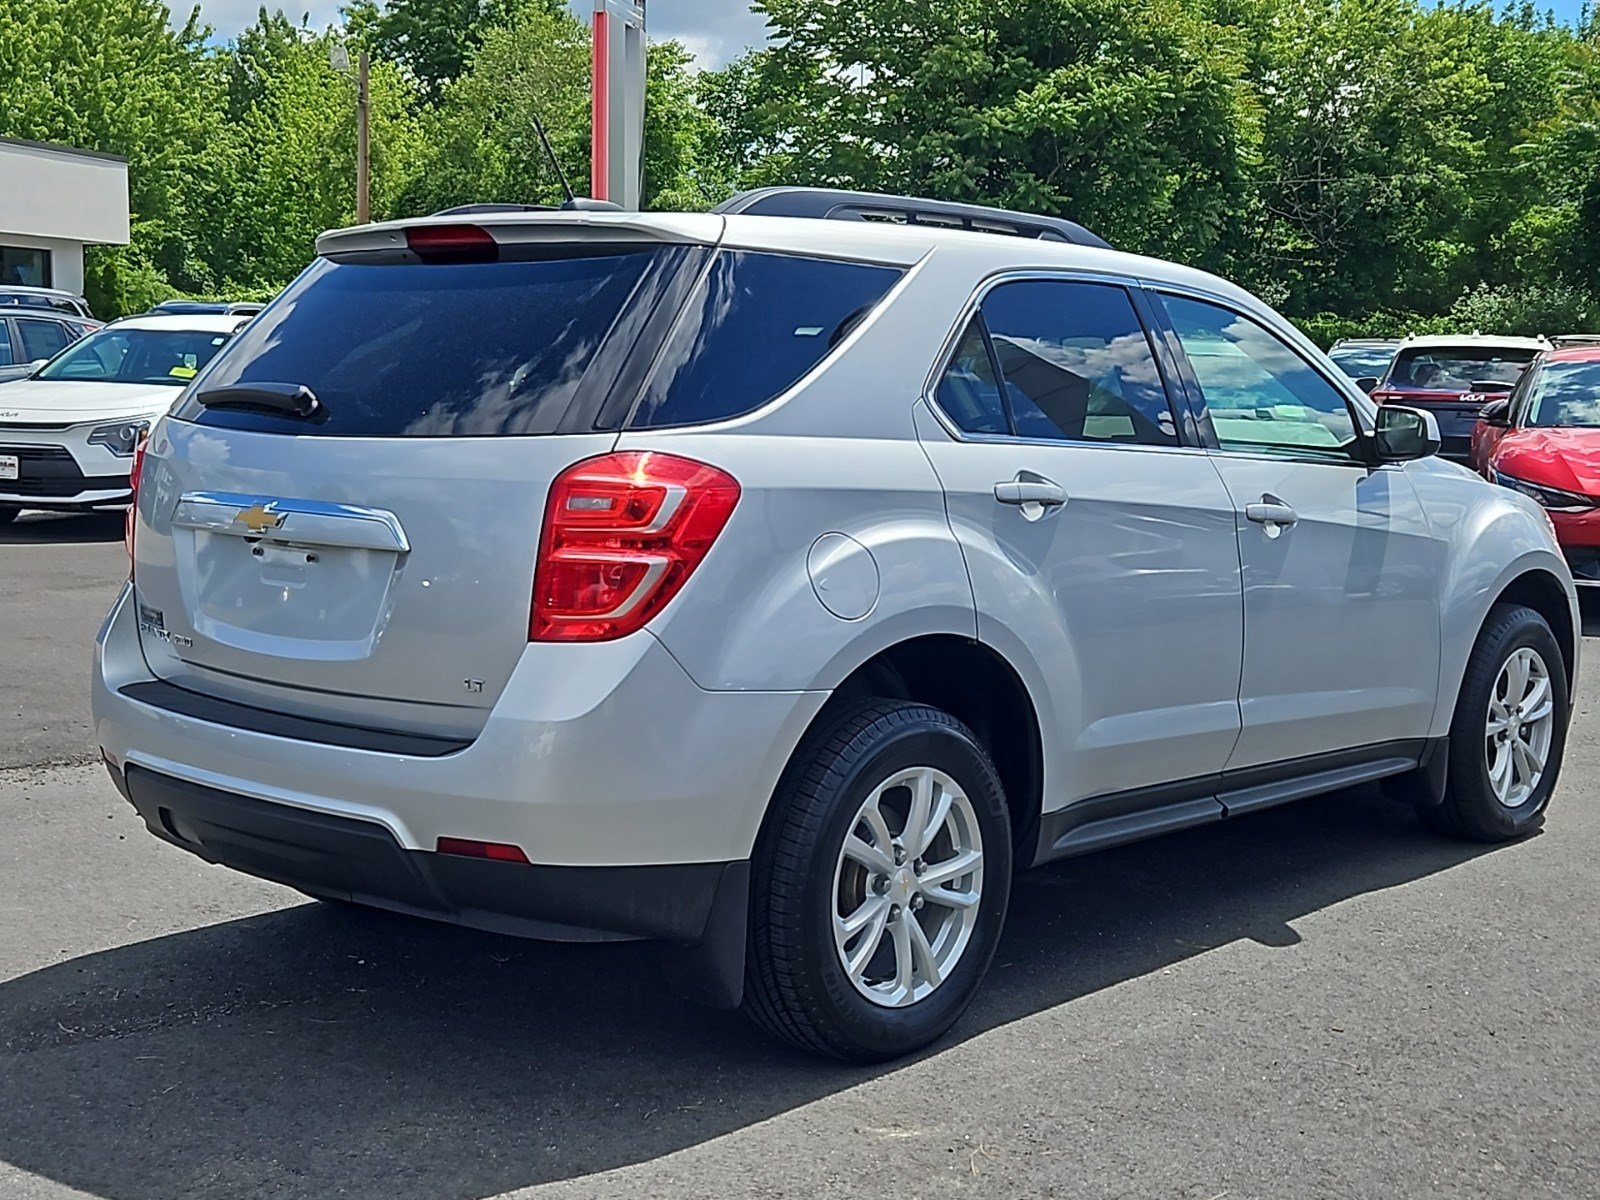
[994,476,1067,507]
[1245,496,1298,528]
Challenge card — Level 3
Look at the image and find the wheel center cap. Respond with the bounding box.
[891,868,917,904]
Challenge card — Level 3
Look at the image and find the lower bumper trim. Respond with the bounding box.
[121,764,747,951]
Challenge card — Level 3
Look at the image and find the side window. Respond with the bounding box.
[1161,294,1358,460]
[17,317,71,362]
[629,250,904,428]
[979,280,1178,446]
[0,322,11,366]
[935,318,1009,434]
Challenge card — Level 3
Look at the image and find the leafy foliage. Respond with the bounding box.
[2,0,1597,336]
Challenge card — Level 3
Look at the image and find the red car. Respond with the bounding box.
[1471,345,1600,587]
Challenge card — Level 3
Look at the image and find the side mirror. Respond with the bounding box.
[1373,405,1441,462]
[1479,397,1511,427]
[1470,379,1515,395]
[1354,376,1379,395]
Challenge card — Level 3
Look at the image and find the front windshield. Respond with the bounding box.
[34,327,234,385]
[1525,360,1600,428]
[1387,346,1537,391]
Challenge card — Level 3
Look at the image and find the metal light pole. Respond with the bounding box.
[330,43,371,223]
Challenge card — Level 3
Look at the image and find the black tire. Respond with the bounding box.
[0,506,19,526]
[744,700,1013,1062]
[1421,603,1569,842]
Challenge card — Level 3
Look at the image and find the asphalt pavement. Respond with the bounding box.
[3,509,1600,1199]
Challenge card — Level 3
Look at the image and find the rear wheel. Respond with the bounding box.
[744,701,1012,1062]
[1422,604,1568,841]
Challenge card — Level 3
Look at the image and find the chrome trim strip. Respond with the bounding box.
[171,491,410,553]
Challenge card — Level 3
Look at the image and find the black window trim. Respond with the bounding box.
[1144,281,1382,471]
[920,268,1205,454]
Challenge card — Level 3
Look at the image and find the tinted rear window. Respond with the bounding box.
[177,251,660,437]
[627,250,904,428]
[1386,346,1537,391]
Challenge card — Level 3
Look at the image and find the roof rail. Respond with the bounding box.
[713,187,1112,250]
[429,197,624,218]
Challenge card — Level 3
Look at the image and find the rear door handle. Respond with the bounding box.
[994,476,1067,507]
[1245,497,1298,528]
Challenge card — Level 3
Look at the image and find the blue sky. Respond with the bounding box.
[187,1,1588,68]
[190,1,775,67]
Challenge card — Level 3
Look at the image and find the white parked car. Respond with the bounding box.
[0,313,245,522]
[94,190,1579,1060]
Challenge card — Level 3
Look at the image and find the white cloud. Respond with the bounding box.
[185,0,774,65]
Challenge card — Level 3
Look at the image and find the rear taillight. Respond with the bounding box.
[124,437,147,572]
[531,451,740,642]
[1370,390,1401,405]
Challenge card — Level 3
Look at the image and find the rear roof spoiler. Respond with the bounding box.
[714,186,1112,250]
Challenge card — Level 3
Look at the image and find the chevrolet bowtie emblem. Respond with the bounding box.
[234,503,286,534]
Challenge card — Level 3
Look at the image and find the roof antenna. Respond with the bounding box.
[529,109,578,208]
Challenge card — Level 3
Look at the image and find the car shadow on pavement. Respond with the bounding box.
[0,510,124,545]
[0,785,1499,1200]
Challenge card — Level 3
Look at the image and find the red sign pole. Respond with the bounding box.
[590,5,611,202]
[591,1,645,209]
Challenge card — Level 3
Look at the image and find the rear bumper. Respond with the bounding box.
[110,761,753,1005]
[94,583,829,871]
[112,761,746,944]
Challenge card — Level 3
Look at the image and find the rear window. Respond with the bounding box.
[1386,346,1537,391]
[177,251,662,437]
[178,247,902,437]
[626,250,904,427]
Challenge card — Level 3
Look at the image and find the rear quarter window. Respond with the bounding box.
[626,250,904,428]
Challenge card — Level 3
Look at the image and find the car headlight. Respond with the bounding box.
[1492,469,1596,512]
[86,420,151,457]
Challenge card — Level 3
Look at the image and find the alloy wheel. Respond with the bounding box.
[831,765,985,1008]
[1485,645,1556,809]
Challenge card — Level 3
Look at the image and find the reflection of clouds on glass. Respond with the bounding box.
[195,254,652,437]
[978,281,1181,444]
[1531,362,1600,428]
[1167,296,1355,452]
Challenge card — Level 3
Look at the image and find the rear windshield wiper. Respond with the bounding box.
[196,382,322,419]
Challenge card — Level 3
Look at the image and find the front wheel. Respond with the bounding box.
[1424,604,1569,842]
[744,701,1012,1061]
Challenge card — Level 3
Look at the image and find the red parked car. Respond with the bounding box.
[1471,345,1600,587]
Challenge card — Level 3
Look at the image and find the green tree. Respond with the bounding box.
[346,0,559,102]
[705,0,1261,262]
[210,18,426,286]
[0,0,224,306]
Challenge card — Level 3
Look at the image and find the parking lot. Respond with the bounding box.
[2,509,1599,1200]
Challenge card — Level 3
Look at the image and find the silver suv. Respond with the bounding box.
[93,189,1579,1061]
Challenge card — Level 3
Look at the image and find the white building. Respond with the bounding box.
[0,138,130,297]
